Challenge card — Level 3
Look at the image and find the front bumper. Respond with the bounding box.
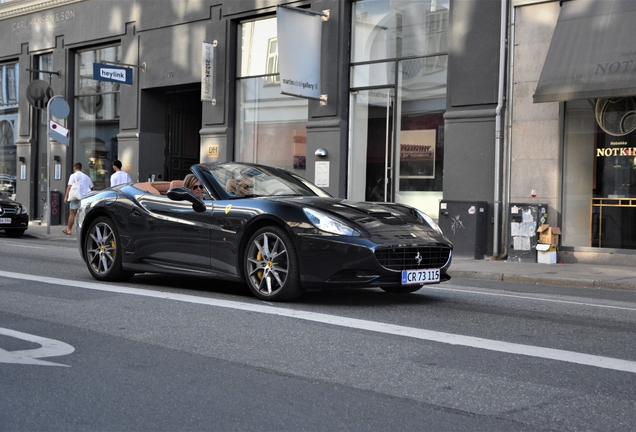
[296,235,452,290]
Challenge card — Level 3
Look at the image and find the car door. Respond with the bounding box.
[130,193,213,271]
[208,198,257,278]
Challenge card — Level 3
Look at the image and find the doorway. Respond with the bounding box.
[164,89,202,181]
[350,89,395,203]
[348,78,445,219]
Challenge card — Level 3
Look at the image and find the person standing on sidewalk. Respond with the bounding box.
[63,162,93,235]
[110,159,132,186]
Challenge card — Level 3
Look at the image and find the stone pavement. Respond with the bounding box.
[18,222,636,292]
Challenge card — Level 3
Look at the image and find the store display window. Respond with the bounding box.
[235,17,308,175]
[74,45,121,189]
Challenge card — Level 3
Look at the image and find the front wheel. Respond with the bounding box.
[84,216,134,281]
[244,226,302,301]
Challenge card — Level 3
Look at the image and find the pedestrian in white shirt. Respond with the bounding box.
[110,159,132,186]
[63,162,93,235]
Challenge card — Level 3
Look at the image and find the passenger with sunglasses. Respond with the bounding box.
[226,175,254,196]
[183,173,205,200]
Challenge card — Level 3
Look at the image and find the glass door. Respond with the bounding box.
[349,88,395,203]
[349,58,447,219]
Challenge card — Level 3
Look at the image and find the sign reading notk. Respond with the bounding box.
[92,63,133,85]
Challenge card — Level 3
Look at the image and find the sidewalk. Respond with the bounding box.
[449,256,636,291]
[21,222,636,292]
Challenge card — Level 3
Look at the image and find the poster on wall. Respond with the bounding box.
[399,130,436,179]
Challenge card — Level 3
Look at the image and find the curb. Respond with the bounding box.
[450,270,636,292]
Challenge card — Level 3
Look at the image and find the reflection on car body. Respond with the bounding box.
[76,162,453,301]
[0,174,16,196]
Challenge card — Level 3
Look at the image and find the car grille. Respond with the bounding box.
[375,246,451,271]
[0,206,17,216]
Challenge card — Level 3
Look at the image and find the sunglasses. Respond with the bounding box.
[241,184,253,190]
[191,185,204,190]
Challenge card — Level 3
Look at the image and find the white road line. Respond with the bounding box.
[2,270,636,374]
[434,284,636,312]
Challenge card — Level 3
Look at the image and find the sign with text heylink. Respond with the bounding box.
[276,6,323,101]
[92,63,133,85]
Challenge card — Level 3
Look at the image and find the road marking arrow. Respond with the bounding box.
[0,327,74,367]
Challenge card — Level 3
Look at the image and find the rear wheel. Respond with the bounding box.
[244,226,302,301]
[84,216,134,281]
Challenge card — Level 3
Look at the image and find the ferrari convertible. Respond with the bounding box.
[76,162,453,301]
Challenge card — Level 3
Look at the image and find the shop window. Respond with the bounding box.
[0,62,18,197]
[349,0,448,217]
[73,45,121,190]
[0,63,18,107]
[236,17,308,174]
[352,0,449,63]
[564,98,636,250]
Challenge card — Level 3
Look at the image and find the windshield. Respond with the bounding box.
[199,163,331,198]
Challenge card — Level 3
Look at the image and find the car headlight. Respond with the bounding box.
[415,209,444,235]
[303,208,360,236]
[76,205,86,229]
[17,204,27,214]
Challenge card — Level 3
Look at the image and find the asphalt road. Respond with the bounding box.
[1,234,636,431]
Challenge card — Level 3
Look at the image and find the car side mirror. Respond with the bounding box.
[167,187,206,213]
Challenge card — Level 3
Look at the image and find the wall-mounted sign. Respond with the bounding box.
[201,41,215,102]
[315,161,329,187]
[277,6,323,101]
[49,121,69,146]
[92,63,133,85]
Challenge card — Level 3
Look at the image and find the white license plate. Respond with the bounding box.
[0,218,10,224]
[401,268,440,285]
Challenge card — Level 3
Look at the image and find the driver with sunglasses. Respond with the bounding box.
[183,173,205,200]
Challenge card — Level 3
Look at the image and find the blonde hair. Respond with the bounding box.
[183,173,199,189]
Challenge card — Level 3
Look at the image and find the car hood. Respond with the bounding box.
[0,195,19,206]
[278,197,449,244]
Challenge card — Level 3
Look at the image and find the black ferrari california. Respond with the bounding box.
[0,191,29,238]
[76,162,452,301]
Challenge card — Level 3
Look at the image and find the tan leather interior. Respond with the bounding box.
[134,181,175,195]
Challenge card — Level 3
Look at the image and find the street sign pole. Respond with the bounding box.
[44,96,70,235]
[45,95,68,234]
[46,95,62,235]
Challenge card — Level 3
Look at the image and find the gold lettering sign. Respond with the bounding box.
[596,148,636,157]
[208,145,219,158]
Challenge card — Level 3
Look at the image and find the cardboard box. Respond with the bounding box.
[537,224,561,245]
[536,243,557,264]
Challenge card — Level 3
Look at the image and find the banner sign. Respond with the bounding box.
[277,6,323,100]
[92,63,133,85]
[50,120,69,146]
[201,41,215,102]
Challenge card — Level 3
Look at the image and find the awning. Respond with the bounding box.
[534,0,636,103]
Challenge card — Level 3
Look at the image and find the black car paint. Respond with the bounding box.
[77,163,452,294]
[0,192,28,237]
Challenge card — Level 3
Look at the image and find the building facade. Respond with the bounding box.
[1,0,632,264]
